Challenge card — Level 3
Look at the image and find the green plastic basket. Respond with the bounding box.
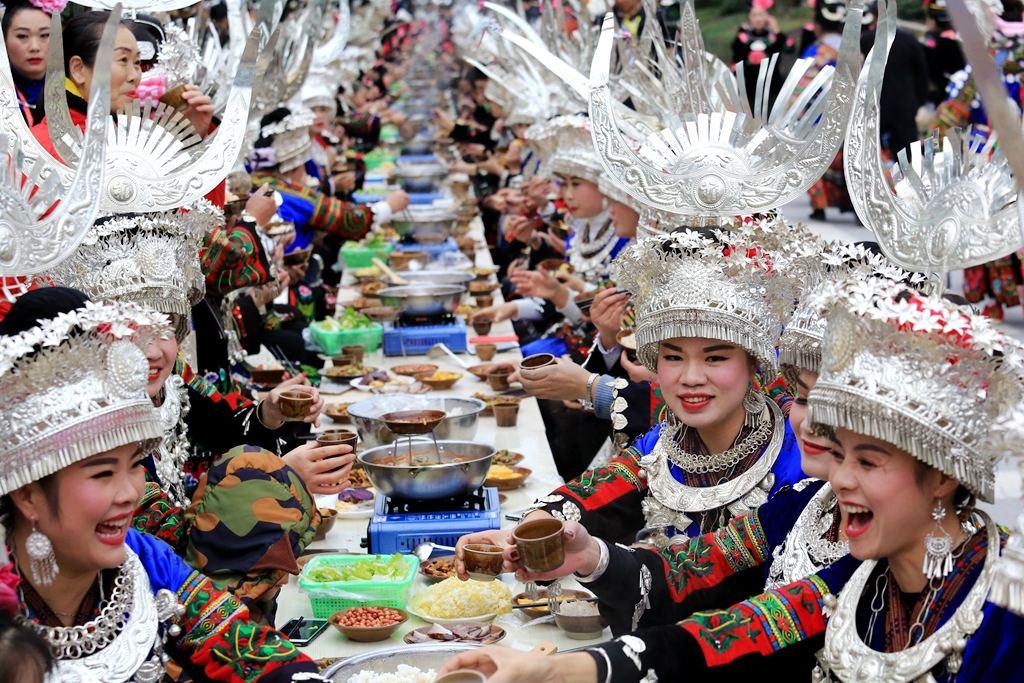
[340,242,394,269]
[298,554,418,618]
[309,322,383,355]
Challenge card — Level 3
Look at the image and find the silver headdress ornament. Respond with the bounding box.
[0,10,260,215]
[545,115,605,184]
[0,300,169,497]
[845,0,1023,275]
[779,240,928,374]
[612,228,795,374]
[588,0,866,225]
[808,277,1024,502]
[250,109,315,173]
[251,0,324,120]
[0,8,114,288]
[71,0,199,11]
[50,200,223,320]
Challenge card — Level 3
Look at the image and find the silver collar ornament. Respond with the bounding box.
[844,0,1023,275]
[156,375,192,508]
[814,514,1000,682]
[765,482,847,590]
[27,547,185,683]
[0,300,168,497]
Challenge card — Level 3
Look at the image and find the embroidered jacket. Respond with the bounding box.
[252,174,373,252]
[21,530,320,682]
[586,528,1021,682]
[535,418,804,543]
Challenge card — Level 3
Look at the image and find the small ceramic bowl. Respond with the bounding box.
[462,543,505,581]
[278,389,314,418]
[329,607,408,642]
[415,371,463,390]
[313,508,337,542]
[553,601,607,640]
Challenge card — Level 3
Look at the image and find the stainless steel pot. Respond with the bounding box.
[348,396,486,447]
[377,284,465,316]
[396,270,474,286]
[325,644,479,680]
[358,440,494,500]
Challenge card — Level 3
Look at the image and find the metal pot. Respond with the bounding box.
[348,396,486,447]
[396,270,474,287]
[358,440,494,500]
[377,284,465,316]
[325,644,479,680]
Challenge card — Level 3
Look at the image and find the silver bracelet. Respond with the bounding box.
[581,372,599,411]
[576,538,610,583]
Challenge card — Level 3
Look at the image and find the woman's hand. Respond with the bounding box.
[333,171,357,193]
[620,351,656,383]
[385,189,410,214]
[508,520,602,582]
[438,649,598,683]
[261,375,323,428]
[512,358,590,402]
[454,529,516,580]
[510,270,569,308]
[245,184,277,227]
[282,442,355,494]
[473,303,518,324]
[590,288,629,349]
[180,85,215,138]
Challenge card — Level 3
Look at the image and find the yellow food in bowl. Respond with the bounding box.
[486,465,521,480]
[409,577,512,619]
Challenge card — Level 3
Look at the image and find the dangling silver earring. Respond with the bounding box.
[923,500,954,581]
[742,386,766,427]
[25,521,58,585]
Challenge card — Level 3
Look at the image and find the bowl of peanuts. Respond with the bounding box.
[329,606,409,642]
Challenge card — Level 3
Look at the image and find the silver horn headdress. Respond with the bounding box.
[0,9,260,215]
[0,7,113,288]
[588,0,865,226]
[0,300,169,496]
[809,277,1024,502]
[844,0,1023,274]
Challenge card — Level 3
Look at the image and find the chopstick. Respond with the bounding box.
[269,344,301,377]
[512,596,599,610]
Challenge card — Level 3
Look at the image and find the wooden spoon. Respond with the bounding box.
[371,257,409,286]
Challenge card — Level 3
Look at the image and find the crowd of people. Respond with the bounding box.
[0,0,1023,681]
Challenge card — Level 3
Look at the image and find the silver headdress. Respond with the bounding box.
[779,241,928,374]
[249,109,315,173]
[588,0,866,225]
[545,115,605,184]
[0,300,169,496]
[0,9,259,215]
[612,228,795,373]
[844,0,1023,274]
[50,201,223,319]
[809,277,1024,501]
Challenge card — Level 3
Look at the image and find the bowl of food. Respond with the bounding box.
[491,449,525,466]
[322,644,479,680]
[406,576,512,625]
[351,266,383,283]
[330,606,408,642]
[467,363,495,380]
[351,297,383,311]
[324,364,376,380]
[363,306,399,323]
[512,588,594,620]
[419,555,457,583]
[358,441,494,500]
[415,370,463,390]
[553,600,607,640]
[393,363,439,377]
[484,465,531,490]
[313,507,338,542]
[468,281,499,296]
[537,258,572,275]
[380,409,448,436]
[377,284,466,317]
[348,396,487,447]
[361,280,388,297]
[324,403,353,423]
[471,267,498,281]
[388,251,429,271]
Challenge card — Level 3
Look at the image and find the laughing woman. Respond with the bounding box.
[442,278,1024,682]
[0,298,322,682]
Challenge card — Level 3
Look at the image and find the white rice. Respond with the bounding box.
[346,665,437,683]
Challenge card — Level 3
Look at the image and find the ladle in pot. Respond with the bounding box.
[380,409,447,465]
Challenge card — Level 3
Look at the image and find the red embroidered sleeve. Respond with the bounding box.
[310,194,373,241]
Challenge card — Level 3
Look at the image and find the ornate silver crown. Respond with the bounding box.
[51,201,223,317]
[612,228,796,374]
[779,241,928,373]
[544,115,605,184]
[588,0,866,223]
[809,277,1024,501]
[845,0,1023,274]
[0,10,259,215]
[0,300,168,496]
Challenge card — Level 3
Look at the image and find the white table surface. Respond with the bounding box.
[274,220,611,667]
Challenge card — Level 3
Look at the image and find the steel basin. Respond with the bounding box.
[377,284,465,316]
[358,440,494,500]
[348,396,486,447]
[325,644,480,679]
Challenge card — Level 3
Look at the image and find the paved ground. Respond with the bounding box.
[781,193,1022,526]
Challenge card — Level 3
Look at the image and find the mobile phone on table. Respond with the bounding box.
[280,617,329,646]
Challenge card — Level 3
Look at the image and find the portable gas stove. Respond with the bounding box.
[382,312,468,356]
[364,486,501,555]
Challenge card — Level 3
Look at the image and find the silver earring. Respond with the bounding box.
[923,500,954,581]
[25,521,58,585]
[742,387,765,426]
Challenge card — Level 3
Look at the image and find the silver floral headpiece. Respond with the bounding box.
[612,228,795,374]
[809,277,1024,501]
[845,0,1023,274]
[250,109,315,173]
[0,9,259,215]
[588,0,865,223]
[51,201,223,318]
[545,115,605,185]
[779,241,927,373]
[0,300,169,496]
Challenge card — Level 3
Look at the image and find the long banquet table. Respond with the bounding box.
[274,221,611,667]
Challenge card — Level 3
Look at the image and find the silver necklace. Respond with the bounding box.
[815,513,998,682]
[661,405,773,474]
[765,483,847,590]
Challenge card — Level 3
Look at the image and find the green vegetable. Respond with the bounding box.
[306,554,409,583]
[312,308,373,332]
